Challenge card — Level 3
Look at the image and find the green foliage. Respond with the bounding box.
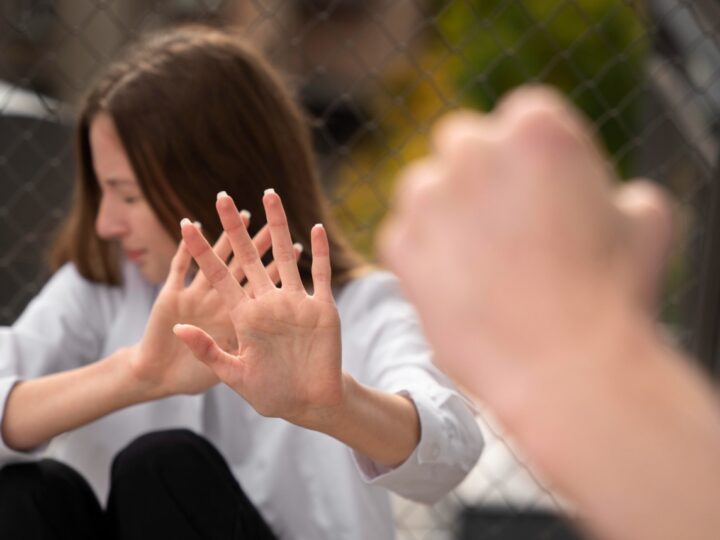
[435,0,648,173]
[334,1,650,256]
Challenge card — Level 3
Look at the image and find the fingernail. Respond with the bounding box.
[194,221,202,229]
[264,188,276,195]
[217,191,229,200]
[240,209,251,221]
[313,223,324,229]
[293,242,303,253]
[180,218,192,227]
[172,323,187,334]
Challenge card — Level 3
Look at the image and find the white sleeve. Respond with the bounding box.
[339,272,484,504]
[0,264,117,462]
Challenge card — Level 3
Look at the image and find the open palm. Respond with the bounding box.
[130,217,286,398]
[175,191,343,428]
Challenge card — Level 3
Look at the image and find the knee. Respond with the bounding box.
[0,461,104,537]
[112,429,210,479]
[0,462,43,502]
[0,459,92,505]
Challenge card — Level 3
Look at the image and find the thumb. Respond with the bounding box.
[173,323,241,380]
[614,179,675,313]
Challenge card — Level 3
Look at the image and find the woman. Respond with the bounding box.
[0,26,482,539]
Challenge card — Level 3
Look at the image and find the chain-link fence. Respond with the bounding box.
[2,1,719,538]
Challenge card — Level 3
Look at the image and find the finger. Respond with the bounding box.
[379,157,448,281]
[614,180,675,312]
[216,192,275,295]
[264,189,304,291]
[181,218,247,308]
[173,323,242,383]
[497,86,608,173]
[194,208,250,291]
[193,227,234,292]
[495,85,588,133]
[228,223,272,284]
[193,231,230,292]
[209,211,250,270]
[310,224,333,302]
[390,157,444,217]
[377,215,408,279]
[213,232,233,263]
[431,109,494,157]
[165,238,193,291]
[265,242,303,286]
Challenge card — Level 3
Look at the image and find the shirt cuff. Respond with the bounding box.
[351,387,483,504]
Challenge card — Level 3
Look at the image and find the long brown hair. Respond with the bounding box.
[52,25,364,286]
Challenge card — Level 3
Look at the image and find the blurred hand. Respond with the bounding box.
[379,86,673,407]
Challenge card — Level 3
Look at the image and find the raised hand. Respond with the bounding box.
[174,191,343,429]
[380,87,672,402]
[128,214,287,398]
[378,87,720,540]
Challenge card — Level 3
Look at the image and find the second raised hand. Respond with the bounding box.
[174,190,344,430]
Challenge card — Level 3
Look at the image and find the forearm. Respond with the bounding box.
[310,374,421,468]
[1,347,150,451]
[504,314,720,540]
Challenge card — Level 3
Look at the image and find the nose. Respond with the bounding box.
[95,194,128,240]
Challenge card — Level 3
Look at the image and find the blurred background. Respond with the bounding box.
[1,0,719,538]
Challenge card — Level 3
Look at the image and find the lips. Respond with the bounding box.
[123,248,146,262]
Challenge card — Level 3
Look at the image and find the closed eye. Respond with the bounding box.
[122,195,142,204]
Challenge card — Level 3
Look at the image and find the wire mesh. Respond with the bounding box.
[1,1,719,538]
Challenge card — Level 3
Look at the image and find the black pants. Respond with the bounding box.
[0,429,277,540]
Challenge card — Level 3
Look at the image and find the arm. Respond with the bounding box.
[2,224,280,453]
[1,347,145,451]
[511,300,720,540]
[336,273,483,500]
[379,86,720,540]
[0,264,114,457]
[303,373,420,468]
[175,191,424,468]
[0,240,213,451]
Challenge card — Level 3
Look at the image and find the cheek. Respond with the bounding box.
[135,207,177,254]
[153,223,179,260]
[148,224,178,282]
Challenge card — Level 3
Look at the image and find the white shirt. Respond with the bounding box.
[0,262,483,540]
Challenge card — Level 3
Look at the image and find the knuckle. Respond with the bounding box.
[395,159,442,211]
[432,109,485,151]
[235,242,259,263]
[206,266,229,284]
[274,248,295,263]
[498,84,566,117]
[509,106,579,157]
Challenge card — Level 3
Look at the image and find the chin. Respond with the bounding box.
[139,265,165,285]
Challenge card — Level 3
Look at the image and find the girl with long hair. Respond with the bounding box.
[0,26,482,539]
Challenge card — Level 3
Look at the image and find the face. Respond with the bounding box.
[90,113,178,284]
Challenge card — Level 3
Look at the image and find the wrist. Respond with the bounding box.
[293,372,357,434]
[297,373,421,467]
[108,345,165,404]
